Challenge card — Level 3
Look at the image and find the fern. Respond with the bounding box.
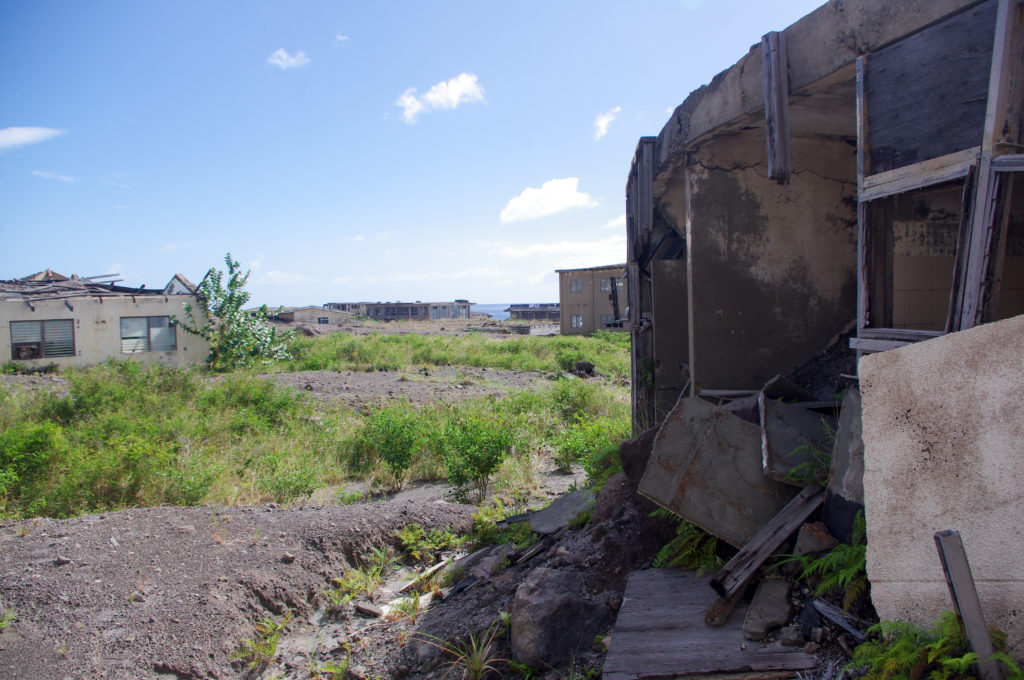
[778,511,868,611]
[650,508,722,574]
[849,611,1019,680]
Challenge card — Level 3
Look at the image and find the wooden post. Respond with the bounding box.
[762,31,791,185]
[934,530,1003,680]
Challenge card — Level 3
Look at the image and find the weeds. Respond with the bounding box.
[230,610,291,670]
[849,610,1022,680]
[651,508,722,574]
[394,522,466,564]
[329,547,395,602]
[778,510,867,611]
[0,597,16,631]
[785,419,836,486]
[416,623,507,680]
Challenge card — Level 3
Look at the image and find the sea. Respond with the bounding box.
[471,303,511,320]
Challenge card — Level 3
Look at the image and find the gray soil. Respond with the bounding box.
[0,356,640,680]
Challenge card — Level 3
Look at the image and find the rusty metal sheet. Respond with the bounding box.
[639,397,799,548]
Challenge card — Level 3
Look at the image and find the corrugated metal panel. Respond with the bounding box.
[10,321,42,344]
[42,319,75,357]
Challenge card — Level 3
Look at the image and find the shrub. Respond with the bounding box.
[352,402,422,489]
[441,413,513,502]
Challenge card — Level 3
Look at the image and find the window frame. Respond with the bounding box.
[571,314,584,329]
[10,319,76,360]
[120,316,177,354]
[570,279,582,294]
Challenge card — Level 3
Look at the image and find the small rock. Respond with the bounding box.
[109,536,119,548]
[349,664,368,679]
[355,602,383,618]
[53,556,71,566]
[810,626,823,643]
[178,525,196,535]
[743,579,792,641]
[794,522,839,556]
[779,624,804,646]
[804,641,821,654]
[129,591,146,603]
[281,552,296,564]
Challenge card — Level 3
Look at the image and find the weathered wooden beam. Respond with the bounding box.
[848,337,912,353]
[991,153,1024,171]
[811,599,867,642]
[762,31,791,185]
[708,484,825,599]
[935,530,1004,680]
[860,147,979,202]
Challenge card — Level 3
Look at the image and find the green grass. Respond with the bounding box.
[280,329,630,380]
[1,349,630,519]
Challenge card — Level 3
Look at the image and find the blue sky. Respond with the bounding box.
[1,0,824,307]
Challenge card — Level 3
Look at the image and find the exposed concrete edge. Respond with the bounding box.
[652,0,977,196]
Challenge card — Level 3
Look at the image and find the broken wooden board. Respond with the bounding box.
[710,485,826,600]
[604,569,816,680]
[639,397,798,548]
[758,395,837,486]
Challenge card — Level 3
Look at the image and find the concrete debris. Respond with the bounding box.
[639,396,798,548]
[526,489,595,536]
[793,522,839,556]
[759,395,837,486]
[743,579,792,641]
[823,387,865,543]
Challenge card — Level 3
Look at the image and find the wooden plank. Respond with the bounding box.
[959,0,1023,329]
[811,599,867,642]
[864,0,996,173]
[946,166,978,331]
[709,485,825,598]
[762,31,791,185]
[604,570,816,680]
[857,328,944,342]
[934,531,1003,680]
[991,154,1024,171]
[860,147,979,202]
[848,337,913,352]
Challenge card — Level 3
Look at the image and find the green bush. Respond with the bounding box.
[351,402,423,488]
[554,415,630,472]
[441,413,513,502]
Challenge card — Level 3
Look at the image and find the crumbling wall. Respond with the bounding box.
[657,131,857,389]
[860,314,1024,658]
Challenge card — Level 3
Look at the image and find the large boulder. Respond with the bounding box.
[510,568,610,668]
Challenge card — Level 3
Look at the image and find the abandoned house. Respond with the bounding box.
[322,300,472,321]
[504,303,560,322]
[271,305,353,326]
[610,0,1023,673]
[1,271,210,369]
[557,264,628,335]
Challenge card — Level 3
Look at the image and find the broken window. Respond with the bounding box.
[570,279,582,294]
[571,314,583,329]
[120,316,176,353]
[600,313,614,327]
[317,316,329,324]
[10,319,75,359]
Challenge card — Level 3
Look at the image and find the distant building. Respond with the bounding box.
[273,306,352,326]
[504,303,559,322]
[323,300,473,321]
[1,270,209,369]
[557,265,628,335]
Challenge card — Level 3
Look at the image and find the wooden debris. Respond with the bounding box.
[934,530,1002,680]
[810,599,867,642]
[710,485,826,599]
[604,569,816,680]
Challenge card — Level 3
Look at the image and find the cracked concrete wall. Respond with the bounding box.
[657,130,857,389]
[860,314,1024,660]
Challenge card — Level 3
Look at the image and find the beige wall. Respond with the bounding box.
[558,267,627,335]
[860,314,1024,659]
[2,295,210,369]
[285,307,351,325]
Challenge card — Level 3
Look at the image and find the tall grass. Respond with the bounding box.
[281,330,630,380]
[1,360,630,519]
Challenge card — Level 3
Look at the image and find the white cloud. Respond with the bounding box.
[334,34,349,44]
[361,266,504,284]
[500,177,597,223]
[260,270,312,285]
[31,170,78,183]
[601,214,627,230]
[0,127,65,152]
[494,234,625,261]
[396,73,484,124]
[249,255,264,270]
[267,48,310,70]
[594,106,621,140]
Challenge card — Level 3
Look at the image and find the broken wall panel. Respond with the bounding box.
[860,315,1024,659]
[639,397,798,549]
[865,0,997,174]
[759,396,837,486]
[658,131,858,389]
[651,258,689,420]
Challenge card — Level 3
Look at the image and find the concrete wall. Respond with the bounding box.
[860,314,1024,659]
[657,131,858,389]
[283,307,351,325]
[2,295,209,369]
[558,267,628,335]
